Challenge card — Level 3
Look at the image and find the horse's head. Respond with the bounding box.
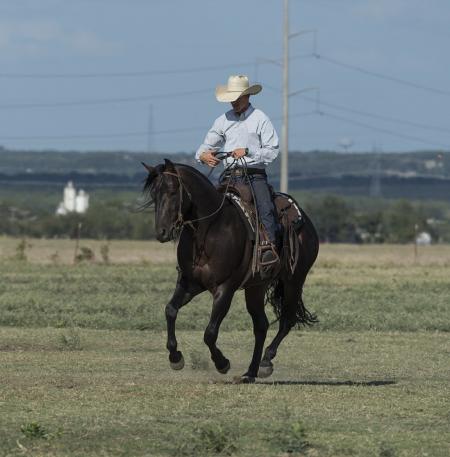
[142,159,191,242]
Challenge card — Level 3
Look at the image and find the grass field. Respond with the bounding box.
[0,238,449,456]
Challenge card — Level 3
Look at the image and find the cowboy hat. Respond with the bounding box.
[215,75,262,103]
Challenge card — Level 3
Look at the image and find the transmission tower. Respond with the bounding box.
[370,144,382,197]
[147,104,153,153]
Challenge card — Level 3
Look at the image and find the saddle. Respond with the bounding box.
[216,182,304,277]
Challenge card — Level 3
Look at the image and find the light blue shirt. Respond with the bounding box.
[196,104,279,169]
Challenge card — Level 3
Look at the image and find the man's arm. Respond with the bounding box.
[195,117,225,166]
[247,116,279,164]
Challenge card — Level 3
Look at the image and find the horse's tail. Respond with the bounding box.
[266,278,318,327]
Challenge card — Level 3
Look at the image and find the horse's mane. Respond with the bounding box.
[139,164,164,210]
[176,163,217,191]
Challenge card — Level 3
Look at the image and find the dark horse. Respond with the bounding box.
[141,159,319,383]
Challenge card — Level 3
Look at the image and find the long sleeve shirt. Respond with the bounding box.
[195,104,279,169]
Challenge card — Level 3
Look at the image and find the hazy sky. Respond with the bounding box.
[0,0,449,153]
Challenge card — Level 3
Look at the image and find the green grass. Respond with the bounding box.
[0,255,449,332]
[0,328,449,457]
[0,241,449,456]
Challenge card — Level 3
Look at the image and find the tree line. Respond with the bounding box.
[1,193,448,243]
[302,195,449,243]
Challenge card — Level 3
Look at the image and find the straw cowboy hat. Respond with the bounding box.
[215,75,262,102]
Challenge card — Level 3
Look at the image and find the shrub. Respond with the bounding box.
[13,238,32,261]
[100,243,110,264]
[21,422,49,440]
[75,246,95,263]
[270,420,310,454]
[58,327,82,351]
[20,422,62,441]
[176,423,238,456]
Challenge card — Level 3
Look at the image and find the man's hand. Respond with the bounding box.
[199,150,220,167]
[232,148,247,159]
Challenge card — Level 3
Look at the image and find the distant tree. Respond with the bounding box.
[381,200,426,243]
[356,210,384,243]
[306,195,358,242]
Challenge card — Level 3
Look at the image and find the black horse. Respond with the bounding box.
[141,159,319,383]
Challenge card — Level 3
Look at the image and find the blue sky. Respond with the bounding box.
[0,0,449,153]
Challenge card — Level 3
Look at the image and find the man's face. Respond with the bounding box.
[231,95,250,114]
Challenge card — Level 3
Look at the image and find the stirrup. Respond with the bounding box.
[259,242,279,267]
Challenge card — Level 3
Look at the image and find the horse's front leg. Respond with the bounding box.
[204,286,234,374]
[166,273,204,370]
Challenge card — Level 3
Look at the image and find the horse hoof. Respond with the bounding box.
[169,353,185,371]
[216,359,230,374]
[233,375,255,384]
[258,363,274,378]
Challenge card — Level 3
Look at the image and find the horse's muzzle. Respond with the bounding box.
[156,228,172,243]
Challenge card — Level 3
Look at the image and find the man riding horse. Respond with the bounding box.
[140,75,318,382]
[196,75,280,273]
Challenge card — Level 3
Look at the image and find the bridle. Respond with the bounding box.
[160,169,232,236]
[160,170,192,233]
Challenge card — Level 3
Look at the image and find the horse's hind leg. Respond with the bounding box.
[259,279,302,376]
[203,286,234,374]
[241,285,269,383]
[166,273,204,370]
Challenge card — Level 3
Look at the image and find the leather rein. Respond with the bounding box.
[161,170,232,234]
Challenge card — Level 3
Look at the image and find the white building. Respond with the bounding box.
[56,181,89,215]
[416,232,432,246]
[75,189,89,213]
[63,181,76,212]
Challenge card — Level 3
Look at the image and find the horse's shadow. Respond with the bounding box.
[255,379,396,387]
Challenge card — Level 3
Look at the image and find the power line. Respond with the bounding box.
[300,95,450,134]
[300,0,344,11]
[0,55,313,80]
[0,88,213,109]
[273,111,316,121]
[2,110,446,149]
[320,111,450,149]
[0,63,254,79]
[315,53,450,96]
[0,112,314,142]
[263,83,450,134]
[0,126,207,141]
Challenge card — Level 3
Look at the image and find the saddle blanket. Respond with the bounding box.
[226,190,304,276]
[226,191,303,239]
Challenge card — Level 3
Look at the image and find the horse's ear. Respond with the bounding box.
[164,158,176,173]
[141,162,156,174]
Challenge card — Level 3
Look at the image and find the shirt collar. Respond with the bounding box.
[230,103,254,120]
[240,103,254,120]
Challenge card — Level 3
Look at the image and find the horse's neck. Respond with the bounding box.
[180,168,223,219]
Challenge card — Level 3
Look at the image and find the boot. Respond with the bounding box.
[259,241,279,279]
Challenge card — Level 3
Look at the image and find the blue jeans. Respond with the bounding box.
[224,174,278,244]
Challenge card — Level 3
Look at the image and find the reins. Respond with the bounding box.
[161,158,238,231]
[231,157,261,275]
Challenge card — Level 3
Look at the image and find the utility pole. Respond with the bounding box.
[280,0,289,193]
[279,1,316,192]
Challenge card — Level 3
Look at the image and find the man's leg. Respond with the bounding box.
[249,175,278,244]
